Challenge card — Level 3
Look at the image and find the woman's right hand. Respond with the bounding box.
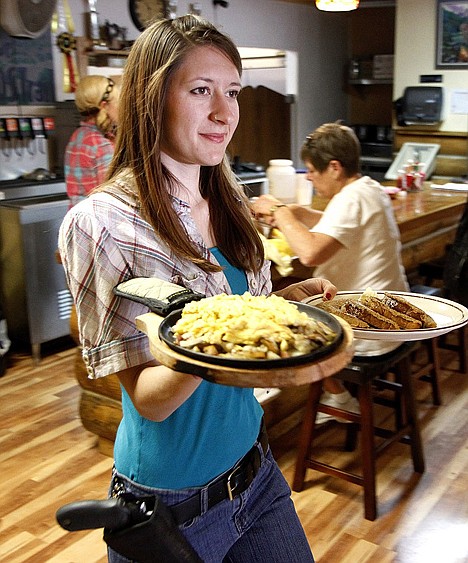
[250,194,285,222]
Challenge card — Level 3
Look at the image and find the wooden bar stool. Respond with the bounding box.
[412,282,467,378]
[410,285,443,405]
[415,254,468,375]
[438,324,468,374]
[411,338,442,405]
[293,341,425,521]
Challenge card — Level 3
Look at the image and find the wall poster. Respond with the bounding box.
[0,27,55,105]
[436,1,468,68]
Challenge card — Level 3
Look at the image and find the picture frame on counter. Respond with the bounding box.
[436,0,468,69]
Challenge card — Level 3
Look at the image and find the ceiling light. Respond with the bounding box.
[315,0,359,11]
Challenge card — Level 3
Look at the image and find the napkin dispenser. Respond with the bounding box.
[400,86,444,126]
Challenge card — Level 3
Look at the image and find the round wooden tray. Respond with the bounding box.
[135,312,355,388]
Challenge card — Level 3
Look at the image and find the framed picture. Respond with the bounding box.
[436,1,468,68]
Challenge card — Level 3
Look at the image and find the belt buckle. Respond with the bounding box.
[226,462,243,501]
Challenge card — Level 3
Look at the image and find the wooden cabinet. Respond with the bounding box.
[346,6,395,127]
[347,80,394,126]
[228,85,292,168]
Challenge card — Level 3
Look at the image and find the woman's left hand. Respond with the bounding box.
[274,278,337,302]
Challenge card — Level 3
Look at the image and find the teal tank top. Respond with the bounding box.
[114,248,262,488]
[210,246,248,294]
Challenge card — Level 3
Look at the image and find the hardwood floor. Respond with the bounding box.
[0,339,467,563]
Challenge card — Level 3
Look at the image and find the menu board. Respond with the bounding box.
[0,27,55,105]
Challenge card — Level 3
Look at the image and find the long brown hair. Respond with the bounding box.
[107,15,264,273]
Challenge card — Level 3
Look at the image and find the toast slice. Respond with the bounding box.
[316,301,370,328]
[360,295,422,329]
[343,300,400,329]
[382,293,437,328]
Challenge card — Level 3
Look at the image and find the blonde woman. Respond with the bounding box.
[64,75,120,206]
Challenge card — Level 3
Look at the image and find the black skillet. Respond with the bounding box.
[158,301,343,370]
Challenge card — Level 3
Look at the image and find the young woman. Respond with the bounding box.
[59,16,337,562]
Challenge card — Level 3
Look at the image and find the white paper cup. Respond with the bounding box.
[296,173,313,205]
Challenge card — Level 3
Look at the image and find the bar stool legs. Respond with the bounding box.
[293,381,322,493]
[427,338,442,405]
[293,351,425,521]
[401,358,425,475]
[460,325,468,374]
[439,325,468,374]
[292,379,379,520]
[358,379,377,520]
[412,338,442,405]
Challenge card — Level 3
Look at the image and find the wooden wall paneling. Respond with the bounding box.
[394,128,468,179]
[228,86,258,164]
[394,129,468,155]
[436,156,468,179]
[347,6,395,127]
[75,353,121,400]
[348,83,394,125]
[79,389,121,443]
[257,85,292,165]
[401,229,458,273]
[350,7,395,57]
[228,86,291,169]
[76,36,89,80]
[74,348,121,445]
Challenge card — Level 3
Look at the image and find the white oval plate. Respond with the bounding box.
[304,291,468,341]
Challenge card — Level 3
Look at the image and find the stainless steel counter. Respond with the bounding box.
[0,180,72,363]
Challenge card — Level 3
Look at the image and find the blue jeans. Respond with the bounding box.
[108,445,314,562]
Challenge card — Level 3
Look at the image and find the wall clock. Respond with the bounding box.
[129,0,167,32]
[0,0,57,38]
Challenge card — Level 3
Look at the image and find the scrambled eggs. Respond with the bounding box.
[171,292,337,360]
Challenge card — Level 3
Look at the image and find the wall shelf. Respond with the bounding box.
[347,5,395,126]
[349,78,393,86]
[76,37,130,77]
[86,48,131,58]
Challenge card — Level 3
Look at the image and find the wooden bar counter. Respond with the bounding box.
[273,184,467,285]
[390,187,466,272]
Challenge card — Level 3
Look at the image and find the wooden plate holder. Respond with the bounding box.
[136,313,355,388]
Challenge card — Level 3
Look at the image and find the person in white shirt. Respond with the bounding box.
[251,122,409,422]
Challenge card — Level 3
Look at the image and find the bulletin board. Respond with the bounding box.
[0,27,55,105]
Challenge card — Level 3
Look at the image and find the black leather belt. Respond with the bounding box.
[170,419,268,525]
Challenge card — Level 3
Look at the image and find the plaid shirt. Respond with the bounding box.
[64,122,114,205]
[58,175,272,379]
